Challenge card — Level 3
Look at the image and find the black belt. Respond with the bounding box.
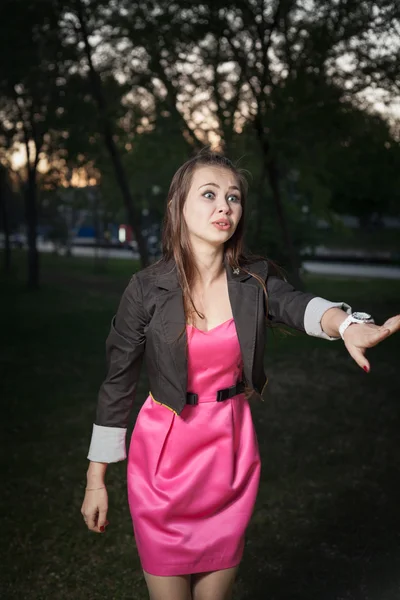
[186,381,245,406]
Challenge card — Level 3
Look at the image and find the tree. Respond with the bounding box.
[61,0,151,267]
[0,165,12,273]
[0,0,74,288]
[326,108,400,222]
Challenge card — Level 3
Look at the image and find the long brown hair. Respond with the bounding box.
[160,148,285,324]
[159,149,292,400]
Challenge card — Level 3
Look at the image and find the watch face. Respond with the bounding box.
[353,312,372,320]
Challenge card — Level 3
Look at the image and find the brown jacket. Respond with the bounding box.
[87,257,351,463]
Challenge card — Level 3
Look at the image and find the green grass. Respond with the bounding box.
[1,254,400,599]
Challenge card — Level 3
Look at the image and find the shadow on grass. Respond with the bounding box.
[236,337,400,600]
[239,466,400,600]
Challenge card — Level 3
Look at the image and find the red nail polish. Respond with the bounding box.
[363,366,369,373]
[100,525,105,532]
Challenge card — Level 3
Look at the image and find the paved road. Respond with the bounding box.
[302,261,400,280]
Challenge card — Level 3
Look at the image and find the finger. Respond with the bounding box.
[86,509,99,531]
[88,512,109,534]
[366,327,391,348]
[353,326,391,348]
[97,509,109,533]
[382,315,400,332]
[346,343,369,372]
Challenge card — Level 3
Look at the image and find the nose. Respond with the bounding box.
[216,198,232,214]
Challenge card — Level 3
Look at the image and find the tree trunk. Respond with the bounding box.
[265,156,303,289]
[252,115,303,289]
[253,163,267,250]
[25,167,39,289]
[75,0,149,268]
[0,167,11,274]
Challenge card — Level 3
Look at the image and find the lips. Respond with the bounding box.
[212,219,231,227]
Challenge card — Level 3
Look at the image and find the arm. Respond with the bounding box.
[87,274,148,464]
[320,307,351,338]
[325,312,399,372]
[266,267,400,371]
[266,275,352,340]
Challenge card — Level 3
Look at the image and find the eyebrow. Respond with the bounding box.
[198,182,241,193]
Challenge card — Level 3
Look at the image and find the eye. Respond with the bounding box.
[202,191,215,199]
[228,194,240,203]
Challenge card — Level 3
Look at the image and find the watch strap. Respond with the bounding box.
[339,313,374,340]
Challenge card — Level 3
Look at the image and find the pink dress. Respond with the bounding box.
[127,318,261,576]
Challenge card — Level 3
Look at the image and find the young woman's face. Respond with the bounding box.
[182,166,243,247]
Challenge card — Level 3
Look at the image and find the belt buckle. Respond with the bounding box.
[216,389,228,402]
[186,392,198,405]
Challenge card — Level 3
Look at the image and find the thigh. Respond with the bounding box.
[191,566,239,600]
[143,570,192,600]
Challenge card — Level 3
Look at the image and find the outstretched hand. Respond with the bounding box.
[343,314,400,372]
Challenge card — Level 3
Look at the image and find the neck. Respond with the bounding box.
[191,243,225,286]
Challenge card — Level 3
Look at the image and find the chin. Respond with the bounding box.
[209,232,233,246]
[191,228,234,247]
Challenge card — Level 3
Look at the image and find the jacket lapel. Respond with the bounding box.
[155,261,188,398]
[226,259,266,386]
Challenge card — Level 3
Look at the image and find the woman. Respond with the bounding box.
[81,150,399,600]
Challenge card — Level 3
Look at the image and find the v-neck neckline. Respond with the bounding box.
[186,317,234,334]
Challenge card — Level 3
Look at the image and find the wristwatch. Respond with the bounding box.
[339,311,375,340]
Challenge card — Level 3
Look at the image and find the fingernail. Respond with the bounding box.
[363,366,369,373]
[100,525,105,532]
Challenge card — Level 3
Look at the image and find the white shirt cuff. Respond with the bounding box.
[304,297,352,340]
[87,424,127,463]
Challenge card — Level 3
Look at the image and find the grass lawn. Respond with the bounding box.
[1,253,400,599]
[319,227,400,254]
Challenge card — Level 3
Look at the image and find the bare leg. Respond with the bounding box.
[143,570,192,600]
[191,566,239,600]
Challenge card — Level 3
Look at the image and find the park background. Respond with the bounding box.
[1,1,400,599]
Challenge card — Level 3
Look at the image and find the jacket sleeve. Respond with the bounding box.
[87,274,148,463]
[266,273,352,340]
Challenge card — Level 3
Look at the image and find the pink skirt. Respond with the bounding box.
[127,393,261,576]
